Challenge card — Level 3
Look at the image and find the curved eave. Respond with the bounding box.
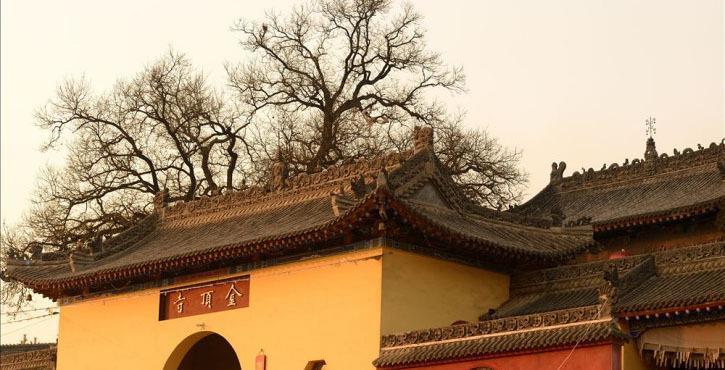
[7,188,593,298]
[592,197,723,233]
[374,341,616,370]
[617,300,725,318]
[6,191,383,297]
[387,198,593,261]
[373,320,623,369]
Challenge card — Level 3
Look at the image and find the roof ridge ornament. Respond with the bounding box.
[350,175,367,198]
[550,161,566,185]
[153,189,169,212]
[271,149,289,191]
[153,188,170,221]
[413,126,434,154]
[376,168,389,190]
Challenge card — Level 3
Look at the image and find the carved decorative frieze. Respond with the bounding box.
[512,241,724,292]
[0,347,56,370]
[553,139,724,190]
[654,241,725,273]
[163,149,411,222]
[511,254,648,290]
[380,305,602,348]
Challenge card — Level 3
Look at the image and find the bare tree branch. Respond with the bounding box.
[1,1,527,311]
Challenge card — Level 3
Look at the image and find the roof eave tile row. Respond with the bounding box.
[374,319,622,368]
[592,198,723,232]
[494,241,725,319]
[5,182,593,298]
[4,189,386,296]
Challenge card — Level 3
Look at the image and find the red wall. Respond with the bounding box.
[389,343,620,370]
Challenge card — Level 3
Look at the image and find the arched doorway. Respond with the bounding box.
[164,332,241,370]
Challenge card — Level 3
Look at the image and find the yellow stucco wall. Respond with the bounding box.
[55,244,510,370]
[621,339,649,370]
[57,248,385,370]
[380,248,509,335]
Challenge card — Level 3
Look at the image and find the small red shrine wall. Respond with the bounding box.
[383,343,620,370]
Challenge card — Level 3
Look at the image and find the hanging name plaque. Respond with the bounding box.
[159,276,250,320]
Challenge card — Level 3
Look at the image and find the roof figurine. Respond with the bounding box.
[549,161,566,185]
[644,136,658,165]
[270,149,289,191]
[153,188,169,220]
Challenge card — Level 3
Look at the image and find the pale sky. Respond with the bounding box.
[1,0,723,344]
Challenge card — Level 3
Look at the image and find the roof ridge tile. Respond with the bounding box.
[557,139,724,190]
[511,241,725,291]
[162,149,412,222]
[380,305,605,349]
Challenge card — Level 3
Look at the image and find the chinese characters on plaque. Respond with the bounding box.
[159,276,250,320]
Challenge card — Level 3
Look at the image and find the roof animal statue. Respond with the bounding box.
[350,175,367,198]
[549,162,566,185]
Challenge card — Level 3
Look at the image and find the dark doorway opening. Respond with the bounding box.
[177,333,241,370]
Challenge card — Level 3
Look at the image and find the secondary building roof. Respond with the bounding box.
[499,240,725,318]
[0,343,56,370]
[374,240,725,368]
[514,138,725,231]
[374,310,622,368]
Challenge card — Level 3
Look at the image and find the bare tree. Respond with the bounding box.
[228,0,524,206]
[1,0,527,311]
[435,120,526,208]
[1,225,34,312]
[15,51,252,255]
[2,51,254,310]
[227,0,464,172]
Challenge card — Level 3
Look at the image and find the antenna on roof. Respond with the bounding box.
[645,116,656,139]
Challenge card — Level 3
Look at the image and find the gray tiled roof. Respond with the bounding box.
[374,241,725,368]
[493,241,725,318]
[5,148,592,296]
[374,320,620,368]
[515,140,724,229]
